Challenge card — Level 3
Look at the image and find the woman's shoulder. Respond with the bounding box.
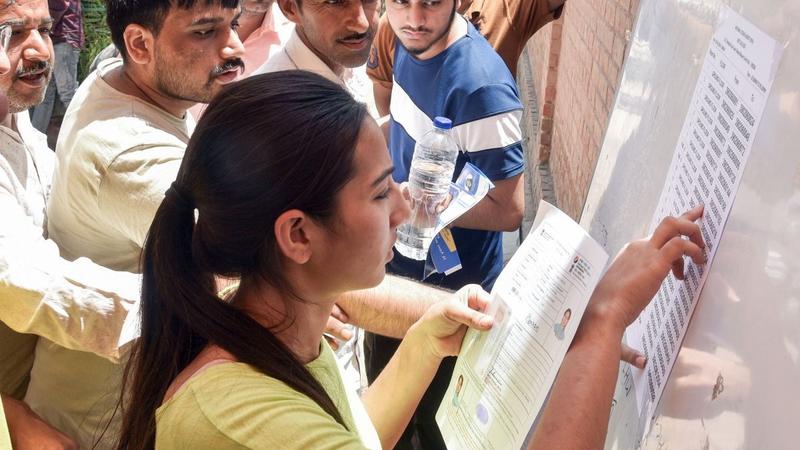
[157,361,319,424]
[155,362,368,450]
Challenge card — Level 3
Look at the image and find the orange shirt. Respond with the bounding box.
[367,0,561,87]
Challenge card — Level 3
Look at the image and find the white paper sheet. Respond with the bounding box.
[626,6,783,430]
[436,201,608,450]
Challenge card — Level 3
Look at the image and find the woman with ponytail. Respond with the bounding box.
[115,70,494,450]
[116,70,706,450]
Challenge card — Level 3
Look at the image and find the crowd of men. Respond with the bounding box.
[0,0,570,448]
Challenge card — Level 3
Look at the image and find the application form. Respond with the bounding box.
[436,201,608,450]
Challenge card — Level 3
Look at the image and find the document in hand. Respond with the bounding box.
[436,201,609,450]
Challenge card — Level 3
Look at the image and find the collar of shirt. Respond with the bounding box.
[97,58,196,139]
[10,111,53,224]
[282,29,351,86]
[254,28,378,117]
[13,112,50,155]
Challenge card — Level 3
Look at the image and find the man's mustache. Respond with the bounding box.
[400,26,432,33]
[338,30,373,43]
[211,58,245,78]
[15,61,51,77]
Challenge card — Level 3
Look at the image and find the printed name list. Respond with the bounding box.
[626,6,783,430]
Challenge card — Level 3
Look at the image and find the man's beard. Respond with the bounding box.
[153,50,245,104]
[6,60,53,113]
[404,3,458,56]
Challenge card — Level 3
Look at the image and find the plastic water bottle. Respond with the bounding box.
[395,117,459,260]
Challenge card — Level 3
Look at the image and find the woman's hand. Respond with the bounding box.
[407,284,494,360]
[588,205,707,333]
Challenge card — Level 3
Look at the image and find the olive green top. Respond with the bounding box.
[155,341,381,449]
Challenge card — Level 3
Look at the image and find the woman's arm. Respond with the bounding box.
[360,286,493,449]
[528,206,706,449]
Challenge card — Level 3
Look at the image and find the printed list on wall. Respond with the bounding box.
[626,6,784,430]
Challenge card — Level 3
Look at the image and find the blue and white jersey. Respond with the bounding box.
[388,21,524,290]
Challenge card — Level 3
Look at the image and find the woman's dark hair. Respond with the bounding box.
[116,71,368,450]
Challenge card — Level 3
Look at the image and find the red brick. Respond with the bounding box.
[607,60,620,85]
[606,84,615,107]
[549,51,560,68]
[545,85,557,102]
[615,10,629,34]
[605,3,616,25]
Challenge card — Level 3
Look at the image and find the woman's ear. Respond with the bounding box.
[274,209,313,264]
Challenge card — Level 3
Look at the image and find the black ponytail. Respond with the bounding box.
[117,71,367,450]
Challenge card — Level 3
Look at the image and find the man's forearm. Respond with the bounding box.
[0,198,140,362]
[373,82,392,118]
[452,173,525,232]
[2,394,77,449]
[452,193,523,231]
[336,275,450,338]
[453,174,525,231]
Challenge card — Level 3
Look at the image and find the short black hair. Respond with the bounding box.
[106,0,240,61]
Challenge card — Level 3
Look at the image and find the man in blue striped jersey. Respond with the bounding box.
[385,0,525,291]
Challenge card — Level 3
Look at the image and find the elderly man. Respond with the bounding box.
[0,0,139,448]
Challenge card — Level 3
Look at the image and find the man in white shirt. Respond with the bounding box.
[43,0,247,446]
[48,1,246,272]
[254,0,378,116]
[229,0,294,78]
[0,0,139,448]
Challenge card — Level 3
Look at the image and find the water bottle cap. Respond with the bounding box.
[433,116,452,130]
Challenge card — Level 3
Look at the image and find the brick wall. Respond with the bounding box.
[527,19,561,165]
[527,0,640,220]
